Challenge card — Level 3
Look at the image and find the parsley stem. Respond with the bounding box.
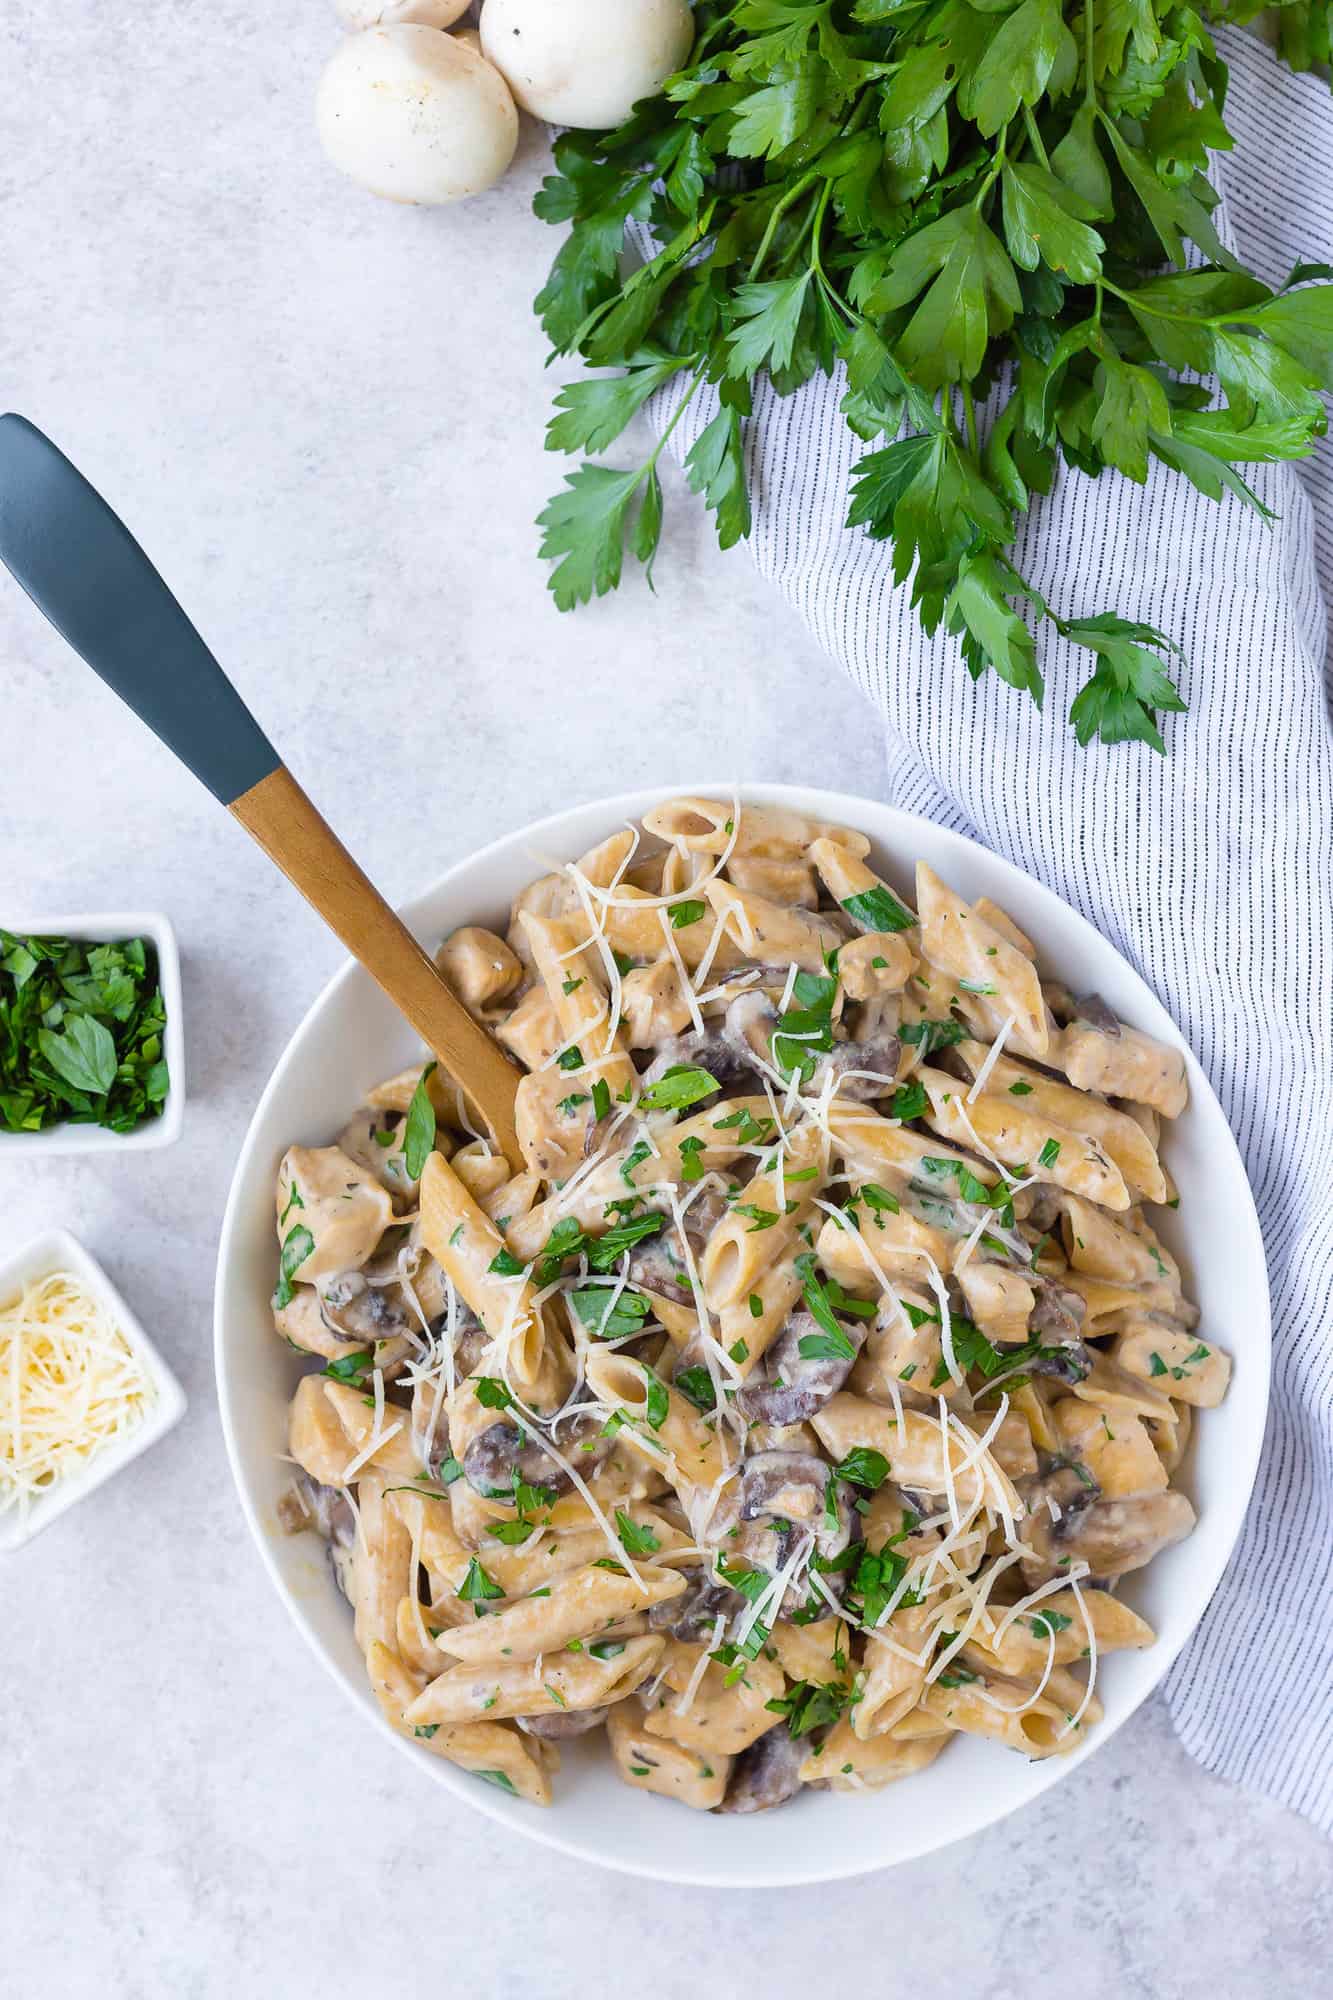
[1099,278,1239,328]
[747,170,819,283]
[1022,104,1051,171]
[961,381,979,459]
[647,363,706,466]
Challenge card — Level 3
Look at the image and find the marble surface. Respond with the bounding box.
[0,2,1327,1992]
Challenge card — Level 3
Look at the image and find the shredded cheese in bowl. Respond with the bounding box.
[0,1268,157,1527]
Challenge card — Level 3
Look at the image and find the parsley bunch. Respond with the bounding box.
[534,0,1333,751]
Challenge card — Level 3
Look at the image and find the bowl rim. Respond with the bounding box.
[0,910,185,1153]
[214,780,1270,1885]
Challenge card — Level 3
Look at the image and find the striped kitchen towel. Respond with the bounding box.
[656,27,1333,1828]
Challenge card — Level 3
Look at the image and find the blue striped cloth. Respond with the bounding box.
[653,28,1333,1829]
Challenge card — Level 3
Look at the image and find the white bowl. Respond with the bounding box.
[0,1227,187,1552]
[0,912,185,1153]
[214,783,1270,1886]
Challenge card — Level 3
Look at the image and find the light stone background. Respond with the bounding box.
[0,4,1327,1995]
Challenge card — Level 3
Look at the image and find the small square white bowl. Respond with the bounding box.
[0,912,185,1153]
[0,1227,187,1553]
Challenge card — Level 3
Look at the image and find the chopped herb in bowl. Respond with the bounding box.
[0,931,170,1135]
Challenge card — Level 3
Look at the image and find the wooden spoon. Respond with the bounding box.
[0,413,523,1170]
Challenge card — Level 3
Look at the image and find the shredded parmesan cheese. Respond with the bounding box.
[0,1268,157,1524]
[965,1013,1017,1104]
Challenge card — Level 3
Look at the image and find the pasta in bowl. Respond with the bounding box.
[216,785,1268,1883]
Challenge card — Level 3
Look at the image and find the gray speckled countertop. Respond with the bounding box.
[1,4,1328,1992]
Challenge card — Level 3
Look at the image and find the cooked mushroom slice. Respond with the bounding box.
[277,1474,358,1603]
[625,1231,694,1306]
[1073,992,1121,1038]
[647,1571,744,1643]
[462,1421,573,1499]
[806,1029,900,1102]
[1028,1276,1086,1344]
[736,1310,865,1425]
[1017,1460,1102,1577]
[622,1191,728,1306]
[518,1706,610,1742]
[642,987,786,1090]
[422,1297,489,1376]
[720,1724,805,1814]
[1026,1337,1094,1385]
[319,1269,411,1346]
[739,1450,854,1566]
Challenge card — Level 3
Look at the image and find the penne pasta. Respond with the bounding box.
[271,800,1219,1816]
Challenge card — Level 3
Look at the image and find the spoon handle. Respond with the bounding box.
[0,413,522,1169]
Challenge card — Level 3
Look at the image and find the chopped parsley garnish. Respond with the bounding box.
[771,969,838,1082]
[1038,1137,1062,1168]
[321,1348,373,1384]
[899,1017,966,1056]
[561,975,584,996]
[919,1155,1010,1212]
[273,1224,315,1310]
[615,1510,660,1555]
[674,1365,716,1413]
[679,1134,706,1181]
[556,1045,584,1071]
[473,1376,513,1410]
[588,1640,626,1660]
[557,1091,590,1117]
[765,1677,853,1738]
[1028,1609,1073,1638]
[474,1769,517,1794]
[569,1285,651,1340]
[748,1293,763,1319]
[413,1724,439,1739]
[402,1062,438,1179]
[729,1338,750,1361]
[639,1063,721,1113]
[591,1077,611,1122]
[457,1556,504,1603]
[889,1081,928,1122]
[642,1372,669,1430]
[1008,1080,1034,1096]
[488,1246,527,1277]
[1152,1342,1210,1380]
[587,1211,665,1270]
[841,885,915,935]
[794,1252,858,1361]
[835,1448,890,1491]
[669,900,707,929]
[621,1140,652,1186]
[0,930,170,1136]
[712,1106,775,1144]
[735,1202,781,1232]
[436,1453,464,1485]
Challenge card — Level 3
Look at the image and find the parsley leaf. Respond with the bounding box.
[615,1510,660,1555]
[638,1063,721,1112]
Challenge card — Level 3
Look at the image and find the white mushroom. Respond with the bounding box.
[479,0,694,130]
[316,25,518,205]
[335,0,471,27]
